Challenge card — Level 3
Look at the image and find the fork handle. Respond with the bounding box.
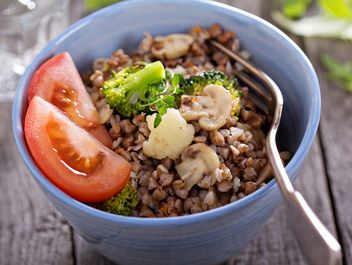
[284,191,342,265]
[210,38,342,264]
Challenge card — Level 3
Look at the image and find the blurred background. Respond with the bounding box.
[1,0,351,265]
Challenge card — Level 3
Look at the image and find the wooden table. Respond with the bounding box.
[1,1,351,264]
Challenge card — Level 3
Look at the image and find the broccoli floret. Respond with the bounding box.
[102,182,138,216]
[102,61,166,118]
[181,70,242,115]
[181,70,237,94]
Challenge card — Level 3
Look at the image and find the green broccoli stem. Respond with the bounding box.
[124,61,166,102]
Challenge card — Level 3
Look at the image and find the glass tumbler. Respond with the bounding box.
[0,0,70,101]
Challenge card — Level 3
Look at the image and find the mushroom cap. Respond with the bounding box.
[152,34,194,60]
[175,143,220,190]
[180,84,232,131]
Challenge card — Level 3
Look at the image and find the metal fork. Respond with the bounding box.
[210,40,342,265]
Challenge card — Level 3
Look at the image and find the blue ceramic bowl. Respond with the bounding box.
[12,0,320,264]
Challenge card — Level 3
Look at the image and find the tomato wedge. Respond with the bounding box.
[25,96,131,203]
[28,52,112,148]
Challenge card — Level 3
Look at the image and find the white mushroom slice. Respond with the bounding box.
[152,34,194,60]
[180,84,232,130]
[175,143,220,191]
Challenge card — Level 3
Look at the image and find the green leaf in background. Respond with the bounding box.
[318,0,352,19]
[321,54,352,92]
[272,11,352,40]
[283,0,312,18]
[84,0,121,11]
[274,0,352,40]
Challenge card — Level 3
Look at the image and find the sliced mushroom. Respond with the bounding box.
[180,84,232,130]
[152,34,194,60]
[175,143,220,191]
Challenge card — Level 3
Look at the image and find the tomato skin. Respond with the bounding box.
[25,96,130,203]
[28,52,112,149]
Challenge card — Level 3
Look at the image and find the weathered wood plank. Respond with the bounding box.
[216,0,263,16]
[304,38,352,265]
[0,103,74,265]
[74,232,114,265]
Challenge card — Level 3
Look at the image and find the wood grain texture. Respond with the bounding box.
[215,0,263,16]
[304,38,352,265]
[74,232,114,265]
[1,1,343,265]
[0,103,73,265]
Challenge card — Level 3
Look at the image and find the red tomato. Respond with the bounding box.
[25,96,131,203]
[28,52,112,148]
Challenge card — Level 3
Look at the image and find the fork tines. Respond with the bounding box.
[210,40,273,114]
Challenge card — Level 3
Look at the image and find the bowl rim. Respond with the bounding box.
[12,0,320,227]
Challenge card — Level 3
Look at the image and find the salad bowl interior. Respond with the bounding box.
[12,0,320,265]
